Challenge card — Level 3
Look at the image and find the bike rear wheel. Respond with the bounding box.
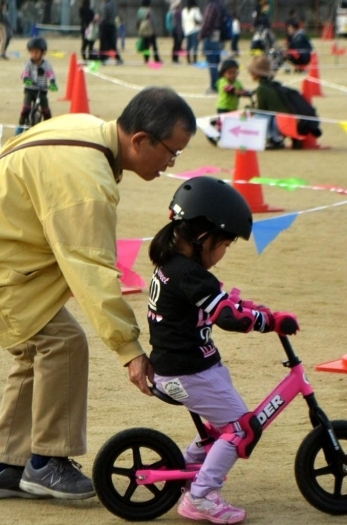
[92,427,186,521]
[295,419,347,514]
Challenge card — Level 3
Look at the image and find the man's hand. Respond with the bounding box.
[127,354,154,396]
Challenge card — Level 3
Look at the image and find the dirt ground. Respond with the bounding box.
[0,35,347,525]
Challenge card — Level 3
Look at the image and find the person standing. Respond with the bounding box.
[0,1,12,60]
[99,0,123,65]
[0,86,197,501]
[200,0,224,94]
[217,58,251,113]
[84,13,100,61]
[252,0,271,29]
[182,0,202,65]
[79,0,94,61]
[136,0,162,64]
[231,11,241,57]
[166,0,184,64]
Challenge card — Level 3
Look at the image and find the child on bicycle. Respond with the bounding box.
[16,37,58,134]
[147,176,299,524]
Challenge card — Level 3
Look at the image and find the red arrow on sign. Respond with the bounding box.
[229,125,259,137]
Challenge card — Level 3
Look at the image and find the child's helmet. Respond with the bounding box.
[169,176,252,240]
[27,37,48,52]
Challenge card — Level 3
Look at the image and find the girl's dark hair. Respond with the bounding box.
[149,218,237,266]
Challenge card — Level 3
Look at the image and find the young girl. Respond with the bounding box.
[216,58,252,113]
[147,176,299,524]
[17,37,58,134]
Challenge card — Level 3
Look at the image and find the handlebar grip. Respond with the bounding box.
[278,317,298,335]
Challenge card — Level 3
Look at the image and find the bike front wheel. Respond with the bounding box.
[295,419,347,514]
[92,427,186,521]
[31,108,42,126]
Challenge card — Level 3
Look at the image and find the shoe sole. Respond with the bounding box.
[19,480,95,500]
[0,488,48,499]
[178,505,246,524]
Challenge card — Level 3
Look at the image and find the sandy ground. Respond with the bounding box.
[0,35,347,525]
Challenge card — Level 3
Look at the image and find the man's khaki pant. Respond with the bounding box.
[0,307,89,466]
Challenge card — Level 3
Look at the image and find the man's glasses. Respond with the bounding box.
[148,132,182,162]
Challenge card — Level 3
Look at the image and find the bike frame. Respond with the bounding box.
[28,87,43,128]
[136,335,345,486]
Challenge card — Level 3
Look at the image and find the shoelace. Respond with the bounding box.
[55,458,83,475]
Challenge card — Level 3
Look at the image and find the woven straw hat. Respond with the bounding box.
[248,55,274,78]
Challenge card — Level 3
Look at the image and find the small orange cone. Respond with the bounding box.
[301,134,322,150]
[316,354,347,374]
[321,22,334,40]
[307,52,323,97]
[232,149,284,213]
[61,53,77,101]
[70,67,90,114]
[301,78,314,104]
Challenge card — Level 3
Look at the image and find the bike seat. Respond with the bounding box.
[151,385,182,406]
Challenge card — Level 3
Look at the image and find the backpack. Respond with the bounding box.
[220,8,232,42]
[165,11,175,34]
[138,17,153,37]
[271,81,322,137]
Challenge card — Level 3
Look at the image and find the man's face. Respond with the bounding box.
[132,125,192,181]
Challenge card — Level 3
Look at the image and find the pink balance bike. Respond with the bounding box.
[92,334,347,521]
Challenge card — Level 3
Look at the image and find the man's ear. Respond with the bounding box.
[131,131,149,153]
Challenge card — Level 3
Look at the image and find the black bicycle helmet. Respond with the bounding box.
[27,37,47,52]
[169,176,253,240]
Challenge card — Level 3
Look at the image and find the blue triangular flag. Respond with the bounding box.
[252,213,298,254]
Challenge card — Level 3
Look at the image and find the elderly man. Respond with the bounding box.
[0,87,196,500]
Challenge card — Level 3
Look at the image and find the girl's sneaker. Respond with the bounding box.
[178,490,246,524]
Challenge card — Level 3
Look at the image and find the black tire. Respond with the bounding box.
[92,427,186,521]
[295,420,347,515]
[31,108,42,126]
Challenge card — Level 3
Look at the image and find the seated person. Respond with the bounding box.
[283,19,312,69]
[248,55,321,149]
[248,55,290,149]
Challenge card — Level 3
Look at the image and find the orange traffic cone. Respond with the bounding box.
[321,22,334,40]
[232,149,284,213]
[301,134,322,150]
[316,354,347,374]
[301,78,314,104]
[331,42,347,55]
[61,53,77,101]
[70,67,90,114]
[307,52,323,97]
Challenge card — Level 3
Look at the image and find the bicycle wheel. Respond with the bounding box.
[92,427,186,521]
[295,420,347,515]
[31,108,42,127]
